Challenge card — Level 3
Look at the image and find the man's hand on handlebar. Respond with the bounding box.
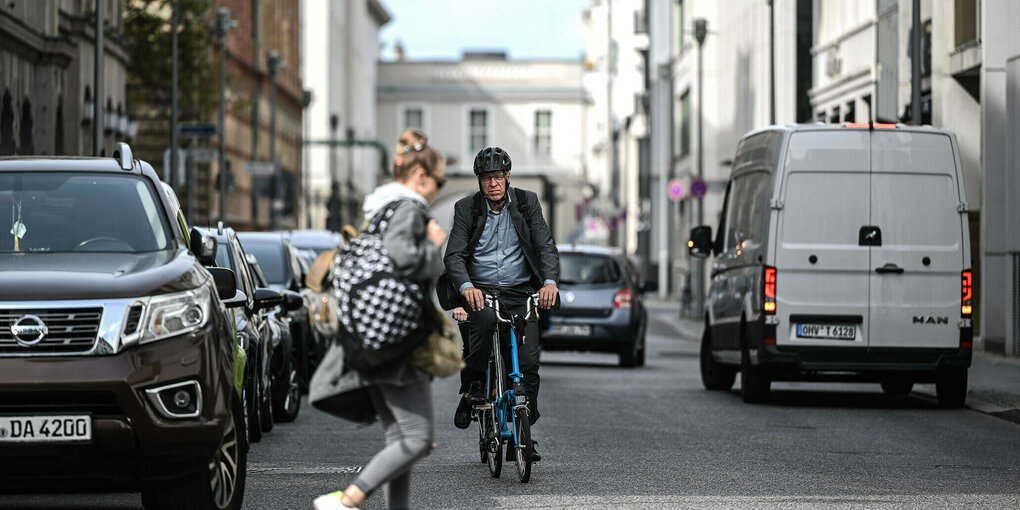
[462,286,484,312]
[538,283,558,309]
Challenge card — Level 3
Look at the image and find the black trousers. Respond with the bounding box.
[457,284,541,423]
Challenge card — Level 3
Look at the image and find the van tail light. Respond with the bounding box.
[613,288,632,309]
[763,266,776,314]
[961,270,973,316]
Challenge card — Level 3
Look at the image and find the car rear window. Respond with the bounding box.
[240,240,288,285]
[0,173,172,253]
[559,253,622,285]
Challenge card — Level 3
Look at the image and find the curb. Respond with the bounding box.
[913,388,1020,426]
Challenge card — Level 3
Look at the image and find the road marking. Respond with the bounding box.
[489,494,1020,509]
[248,464,362,475]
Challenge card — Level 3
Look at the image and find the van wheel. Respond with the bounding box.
[740,344,771,404]
[142,399,247,510]
[880,380,914,396]
[936,369,968,408]
[700,329,736,390]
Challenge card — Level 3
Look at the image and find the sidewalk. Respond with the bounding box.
[644,298,1020,425]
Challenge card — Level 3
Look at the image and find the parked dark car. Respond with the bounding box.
[198,225,287,443]
[286,229,342,267]
[246,252,302,422]
[0,145,249,509]
[539,246,649,367]
[236,232,327,391]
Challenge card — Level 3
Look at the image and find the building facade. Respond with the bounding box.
[0,0,132,158]
[302,0,390,231]
[376,53,591,243]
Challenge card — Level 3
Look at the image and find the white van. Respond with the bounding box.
[689,123,973,407]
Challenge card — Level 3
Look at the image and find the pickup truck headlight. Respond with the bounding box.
[138,286,212,344]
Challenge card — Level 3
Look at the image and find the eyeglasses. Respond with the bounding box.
[480,172,506,184]
[429,172,446,190]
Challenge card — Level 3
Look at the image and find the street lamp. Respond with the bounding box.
[267,50,284,230]
[216,7,236,224]
[767,0,775,125]
[693,18,707,318]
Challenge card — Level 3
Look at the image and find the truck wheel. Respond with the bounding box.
[936,369,967,408]
[701,329,736,390]
[142,400,247,510]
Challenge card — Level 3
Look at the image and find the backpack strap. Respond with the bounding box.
[364,200,405,235]
[514,187,530,226]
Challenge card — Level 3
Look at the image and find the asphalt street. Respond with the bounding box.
[3,308,1020,509]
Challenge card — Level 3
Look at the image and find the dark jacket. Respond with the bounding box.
[444,187,559,295]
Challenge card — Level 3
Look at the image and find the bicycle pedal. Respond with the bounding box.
[473,404,491,411]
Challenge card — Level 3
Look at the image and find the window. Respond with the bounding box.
[559,253,622,285]
[534,110,551,155]
[724,172,771,252]
[403,108,423,131]
[469,109,487,154]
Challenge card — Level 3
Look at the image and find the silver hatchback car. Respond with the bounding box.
[539,246,649,367]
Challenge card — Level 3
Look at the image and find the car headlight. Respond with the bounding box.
[138,286,212,344]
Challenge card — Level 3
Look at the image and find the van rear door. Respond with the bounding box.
[774,130,871,347]
[868,130,964,348]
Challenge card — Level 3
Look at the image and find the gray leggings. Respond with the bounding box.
[353,380,434,510]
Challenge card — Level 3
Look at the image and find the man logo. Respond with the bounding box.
[912,316,949,325]
[11,314,48,346]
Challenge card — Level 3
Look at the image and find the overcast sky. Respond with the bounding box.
[378,0,590,61]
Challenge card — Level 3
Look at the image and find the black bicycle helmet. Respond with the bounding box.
[473,146,512,176]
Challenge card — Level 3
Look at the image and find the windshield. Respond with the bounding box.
[0,173,173,253]
[241,240,288,284]
[559,253,622,285]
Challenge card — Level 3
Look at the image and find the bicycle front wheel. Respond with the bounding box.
[513,407,533,483]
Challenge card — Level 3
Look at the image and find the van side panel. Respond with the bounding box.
[774,131,872,347]
[868,131,964,348]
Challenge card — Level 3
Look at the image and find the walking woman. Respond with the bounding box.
[314,144,447,510]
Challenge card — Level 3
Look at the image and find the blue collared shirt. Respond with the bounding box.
[461,193,556,292]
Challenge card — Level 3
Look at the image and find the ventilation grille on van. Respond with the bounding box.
[0,308,103,354]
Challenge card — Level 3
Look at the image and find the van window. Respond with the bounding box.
[724,171,771,251]
[780,172,870,245]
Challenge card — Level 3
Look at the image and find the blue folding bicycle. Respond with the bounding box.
[472,292,555,483]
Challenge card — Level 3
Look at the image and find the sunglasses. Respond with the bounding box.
[429,172,446,190]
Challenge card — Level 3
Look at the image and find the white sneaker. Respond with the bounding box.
[313,491,355,510]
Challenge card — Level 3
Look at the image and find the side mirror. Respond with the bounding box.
[253,288,284,311]
[283,292,304,312]
[190,228,217,265]
[689,226,713,259]
[207,267,245,307]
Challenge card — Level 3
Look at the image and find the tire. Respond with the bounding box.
[477,408,489,463]
[936,369,968,408]
[486,409,502,478]
[701,328,737,391]
[246,369,263,443]
[880,380,914,396]
[619,340,638,367]
[259,371,274,434]
[272,357,302,423]
[142,400,247,510]
[740,343,771,404]
[513,408,533,483]
[635,324,647,367]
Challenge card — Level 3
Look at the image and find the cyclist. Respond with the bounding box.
[443,146,559,462]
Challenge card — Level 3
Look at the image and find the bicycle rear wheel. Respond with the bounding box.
[513,407,532,483]
[487,415,502,478]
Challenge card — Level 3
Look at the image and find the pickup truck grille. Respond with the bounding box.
[0,308,103,354]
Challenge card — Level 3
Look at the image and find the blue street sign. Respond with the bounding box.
[179,123,217,137]
[691,178,708,199]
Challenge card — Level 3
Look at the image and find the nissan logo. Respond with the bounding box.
[11,314,48,346]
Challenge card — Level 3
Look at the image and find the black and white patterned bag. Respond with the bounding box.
[331,200,429,369]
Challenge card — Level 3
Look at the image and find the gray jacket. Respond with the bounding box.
[360,182,444,385]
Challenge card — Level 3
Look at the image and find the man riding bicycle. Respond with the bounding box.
[444,146,559,462]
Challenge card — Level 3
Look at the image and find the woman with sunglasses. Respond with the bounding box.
[314,143,445,510]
